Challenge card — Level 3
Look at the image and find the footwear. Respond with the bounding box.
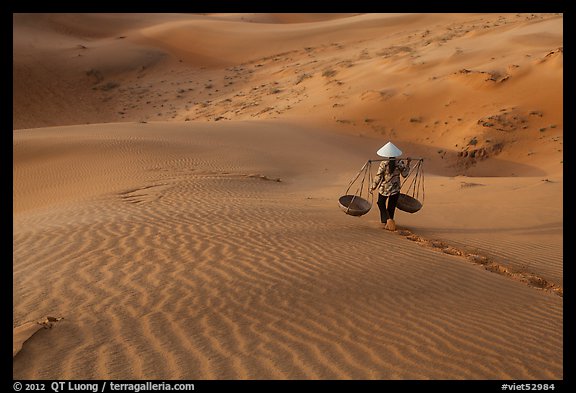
[385,219,396,231]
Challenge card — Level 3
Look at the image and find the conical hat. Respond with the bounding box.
[376,141,402,157]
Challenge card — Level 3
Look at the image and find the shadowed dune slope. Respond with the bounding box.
[14,13,563,180]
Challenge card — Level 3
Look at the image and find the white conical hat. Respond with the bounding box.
[376,141,402,157]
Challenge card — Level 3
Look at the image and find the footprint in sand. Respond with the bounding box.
[395,228,562,296]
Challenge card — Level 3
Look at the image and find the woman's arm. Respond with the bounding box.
[399,159,411,177]
[371,161,386,190]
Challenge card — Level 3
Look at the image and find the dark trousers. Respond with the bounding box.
[377,193,399,223]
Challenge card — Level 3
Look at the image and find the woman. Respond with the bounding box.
[370,142,411,231]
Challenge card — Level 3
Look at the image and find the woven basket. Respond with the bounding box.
[338,195,372,216]
[397,193,422,213]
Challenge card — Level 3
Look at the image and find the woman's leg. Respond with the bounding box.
[387,193,400,220]
[377,194,389,223]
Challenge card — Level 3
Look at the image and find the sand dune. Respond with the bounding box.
[13,317,64,358]
[13,13,562,380]
[13,322,44,358]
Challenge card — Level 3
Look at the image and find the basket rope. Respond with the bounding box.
[343,160,374,214]
[400,159,425,204]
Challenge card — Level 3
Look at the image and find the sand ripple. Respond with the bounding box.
[14,131,562,379]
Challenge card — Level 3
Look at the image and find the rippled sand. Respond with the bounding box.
[13,13,562,379]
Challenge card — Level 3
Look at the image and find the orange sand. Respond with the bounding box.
[13,13,562,379]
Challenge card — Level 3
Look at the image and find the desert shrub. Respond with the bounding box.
[322,69,337,78]
[295,73,312,84]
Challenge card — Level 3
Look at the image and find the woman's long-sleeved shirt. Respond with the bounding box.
[371,159,410,196]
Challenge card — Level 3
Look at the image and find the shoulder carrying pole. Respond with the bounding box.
[369,157,424,162]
